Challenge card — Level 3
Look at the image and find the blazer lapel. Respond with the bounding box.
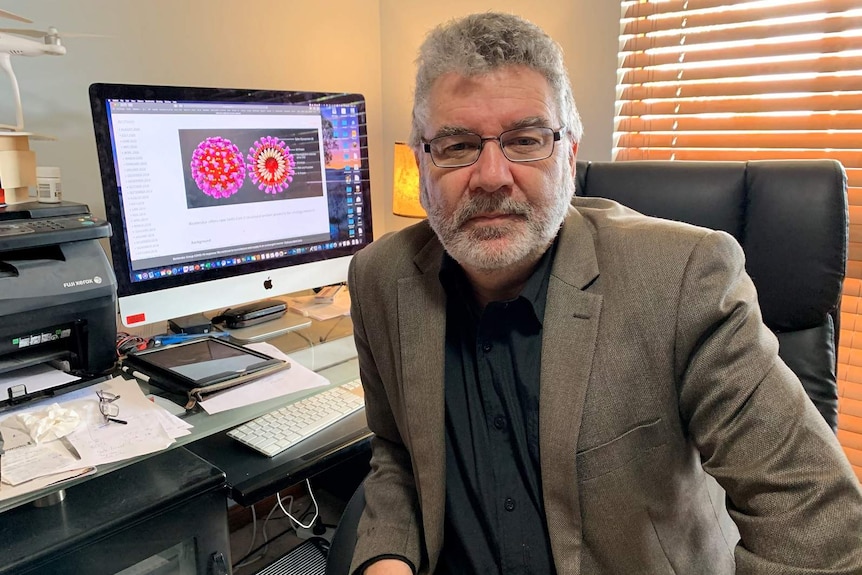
[397,237,447,564]
[540,207,603,575]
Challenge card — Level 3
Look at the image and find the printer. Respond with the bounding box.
[0,201,116,407]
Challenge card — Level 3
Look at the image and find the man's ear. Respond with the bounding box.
[569,142,579,179]
[413,149,427,211]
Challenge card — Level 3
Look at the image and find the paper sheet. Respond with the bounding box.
[286,290,351,321]
[1,441,78,486]
[0,466,96,501]
[0,376,192,501]
[60,378,177,468]
[150,404,193,438]
[0,364,80,399]
[198,342,330,414]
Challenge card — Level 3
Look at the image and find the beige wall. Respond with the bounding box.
[0,1,619,239]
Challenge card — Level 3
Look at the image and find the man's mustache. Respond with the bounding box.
[452,193,533,228]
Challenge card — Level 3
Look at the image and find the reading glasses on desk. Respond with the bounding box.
[96,390,126,426]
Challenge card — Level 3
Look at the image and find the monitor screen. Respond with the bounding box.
[89,83,373,327]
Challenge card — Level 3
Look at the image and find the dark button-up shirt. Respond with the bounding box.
[437,242,558,575]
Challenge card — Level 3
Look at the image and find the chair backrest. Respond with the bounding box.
[325,480,366,574]
[576,159,847,431]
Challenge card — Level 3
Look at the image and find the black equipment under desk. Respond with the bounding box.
[0,448,231,575]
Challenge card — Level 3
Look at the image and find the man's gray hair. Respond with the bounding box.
[410,12,583,148]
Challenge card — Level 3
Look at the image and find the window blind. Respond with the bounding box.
[616,0,862,479]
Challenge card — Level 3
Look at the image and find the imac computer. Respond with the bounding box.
[89,83,373,328]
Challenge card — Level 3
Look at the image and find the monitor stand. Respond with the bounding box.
[215,311,311,344]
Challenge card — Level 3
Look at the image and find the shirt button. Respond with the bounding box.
[494,415,506,430]
[482,342,492,353]
[504,497,516,512]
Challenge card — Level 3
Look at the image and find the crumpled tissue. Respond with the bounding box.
[16,404,81,443]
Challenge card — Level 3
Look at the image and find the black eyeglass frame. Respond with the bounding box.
[422,126,564,168]
[96,390,127,425]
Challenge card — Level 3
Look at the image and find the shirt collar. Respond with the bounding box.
[520,238,557,323]
[438,236,559,325]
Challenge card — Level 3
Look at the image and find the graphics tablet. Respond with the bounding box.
[122,337,289,409]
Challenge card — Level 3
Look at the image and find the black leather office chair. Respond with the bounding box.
[574,160,846,429]
[326,479,367,574]
[325,159,849,574]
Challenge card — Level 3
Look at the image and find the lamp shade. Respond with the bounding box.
[392,142,425,218]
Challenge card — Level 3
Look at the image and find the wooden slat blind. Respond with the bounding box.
[616,0,862,480]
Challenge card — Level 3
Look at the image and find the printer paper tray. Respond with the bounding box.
[0,371,108,413]
[0,347,70,376]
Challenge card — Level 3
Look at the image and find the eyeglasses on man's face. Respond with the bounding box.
[422,126,563,168]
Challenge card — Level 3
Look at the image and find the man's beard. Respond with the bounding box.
[422,176,573,272]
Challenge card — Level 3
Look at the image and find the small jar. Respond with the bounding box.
[36,166,62,203]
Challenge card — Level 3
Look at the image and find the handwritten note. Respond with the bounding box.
[0,377,191,502]
[62,378,176,467]
[1,442,77,486]
[0,466,96,502]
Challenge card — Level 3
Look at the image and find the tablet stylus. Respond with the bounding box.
[120,365,150,383]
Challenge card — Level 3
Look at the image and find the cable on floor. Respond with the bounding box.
[231,496,315,570]
[233,495,295,570]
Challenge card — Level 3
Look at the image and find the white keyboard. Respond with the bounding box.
[228,379,365,457]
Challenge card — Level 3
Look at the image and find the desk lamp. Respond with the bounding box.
[392,142,425,218]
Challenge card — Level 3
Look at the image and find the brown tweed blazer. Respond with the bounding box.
[347,198,862,575]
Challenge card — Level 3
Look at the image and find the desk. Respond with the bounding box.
[186,359,371,506]
[0,448,231,575]
[0,318,370,574]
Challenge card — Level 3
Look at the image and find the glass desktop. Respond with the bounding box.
[0,316,360,514]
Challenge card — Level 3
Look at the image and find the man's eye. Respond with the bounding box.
[505,137,542,148]
[441,140,479,155]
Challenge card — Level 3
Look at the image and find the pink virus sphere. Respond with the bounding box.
[247,136,296,194]
[190,137,246,199]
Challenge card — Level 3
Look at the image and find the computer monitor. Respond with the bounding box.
[89,83,373,327]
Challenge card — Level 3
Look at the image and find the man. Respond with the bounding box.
[347,12,862,575]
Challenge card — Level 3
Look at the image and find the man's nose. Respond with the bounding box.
[469,140,514,192]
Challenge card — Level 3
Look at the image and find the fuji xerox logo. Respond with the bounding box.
[63,276,103,288]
